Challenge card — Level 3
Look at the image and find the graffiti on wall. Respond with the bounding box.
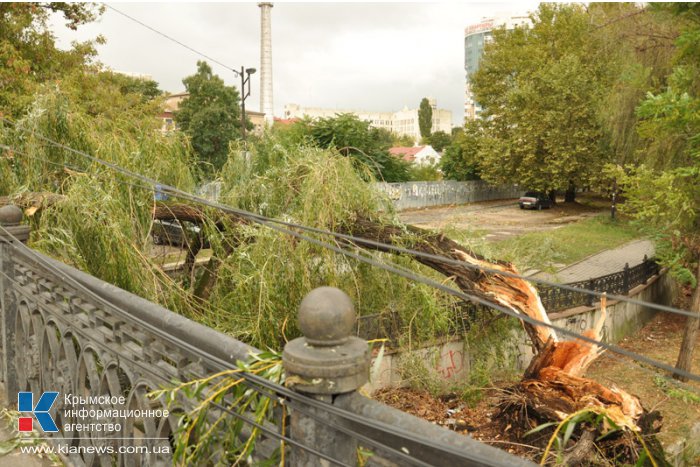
[435,348,464,379]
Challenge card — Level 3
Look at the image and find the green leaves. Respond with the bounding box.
[440,122,482,181]
[150,351,286,466]
[614,5,700,275]
[418,97,433,139]
[0,3,102,117]
[175,61,242,175]
[468,4,609,193]
[299,113,412,182]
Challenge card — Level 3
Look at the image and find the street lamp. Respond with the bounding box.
[238,66,256,141]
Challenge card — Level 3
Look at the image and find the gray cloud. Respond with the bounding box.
[52,2,539,126]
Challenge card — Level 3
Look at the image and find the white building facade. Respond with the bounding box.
[283,99,452,143]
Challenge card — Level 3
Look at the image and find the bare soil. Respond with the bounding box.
[398,197,607,241]
[374,311,700,464]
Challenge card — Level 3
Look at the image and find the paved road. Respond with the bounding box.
[398,199,605,241]
[533,239,656,283]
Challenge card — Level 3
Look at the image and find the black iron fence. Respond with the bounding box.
[355,257,661,342]
[537,256,660,312]
[0,206,532,466]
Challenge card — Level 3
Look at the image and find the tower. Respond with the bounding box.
[258,3,274,125]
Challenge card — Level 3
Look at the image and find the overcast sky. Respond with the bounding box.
[52,1,540,126]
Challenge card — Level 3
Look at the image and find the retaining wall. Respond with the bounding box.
[368,271,674,391]
[375,181,522,211]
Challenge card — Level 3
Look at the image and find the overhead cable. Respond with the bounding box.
[103,3,242,75]
[1,119,696,320]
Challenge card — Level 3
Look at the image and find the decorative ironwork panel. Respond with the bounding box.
[539,258,660,313]
[3,245,274,466]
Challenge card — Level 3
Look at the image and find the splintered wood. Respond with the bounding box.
[452,249,644,431]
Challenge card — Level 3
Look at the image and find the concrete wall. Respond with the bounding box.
[375,181,522,211]
[367,271,674,392]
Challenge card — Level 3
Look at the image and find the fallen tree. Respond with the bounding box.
[147,203,668,463]
[2,192,667,464]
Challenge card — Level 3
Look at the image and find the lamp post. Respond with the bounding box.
[239,66,256,141]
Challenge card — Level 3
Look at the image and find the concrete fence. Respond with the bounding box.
[375,180,522,211]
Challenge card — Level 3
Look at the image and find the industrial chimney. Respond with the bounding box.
[258,2,274,125]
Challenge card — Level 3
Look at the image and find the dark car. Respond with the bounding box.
[519,191,553,210]
[152,220,208,248]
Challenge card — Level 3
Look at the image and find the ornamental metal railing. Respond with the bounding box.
[0,206,532,466]
[356,257,661,342]
[537,257,660,313]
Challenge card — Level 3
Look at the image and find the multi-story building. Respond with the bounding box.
[283,99,452,143]
[464,15,531,121]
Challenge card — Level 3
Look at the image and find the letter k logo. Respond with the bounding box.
[18,392,59,432]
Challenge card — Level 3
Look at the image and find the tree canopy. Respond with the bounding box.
[0,3,104,116]
[282,113,412,182]
[426,130,451,152]
[175,61,242,174]
[470,4,611,196]
[440,122,481,181]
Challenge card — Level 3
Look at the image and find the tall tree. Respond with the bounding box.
[471,4,612,202]
[614,3,700,381]
[418,98,432,139]
[0,2,103,116]
[590,3,678,169]
[175,61,241,174]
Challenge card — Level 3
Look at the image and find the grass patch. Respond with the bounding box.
[654,376,700,404]
[475,214,643,272]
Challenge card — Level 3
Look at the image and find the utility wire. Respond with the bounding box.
[2,119,697,321]
[3,136,700,384]
[1,144,424,282]
[2,123,700,381]
[103,3,242,76]
[0,234,503,462]
[3,223,699,467]
[2,195,699,385]
[0,270,352,466]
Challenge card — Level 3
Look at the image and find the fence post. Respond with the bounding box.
[587,278,596,306]
[0,205,30,400]
[283,286,370,466]
[623,262,630,293]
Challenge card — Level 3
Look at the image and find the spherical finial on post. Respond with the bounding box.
[298,286,355,346]
[283,287,369,395]
[0,205,23,226]
[0,205,30,243]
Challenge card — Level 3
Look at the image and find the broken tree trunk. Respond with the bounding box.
[1,197,659,458]
[341,215,663,463]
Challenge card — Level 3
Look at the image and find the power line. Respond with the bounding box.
[2,122,700,380]
[1,143,424,282]
[0,233,512,464]
[103,3,242,76]
[2,120,696,321]
[2,197,699,383]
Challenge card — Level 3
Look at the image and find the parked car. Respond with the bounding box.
[152,220,208,248]
[519,191,553,210]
